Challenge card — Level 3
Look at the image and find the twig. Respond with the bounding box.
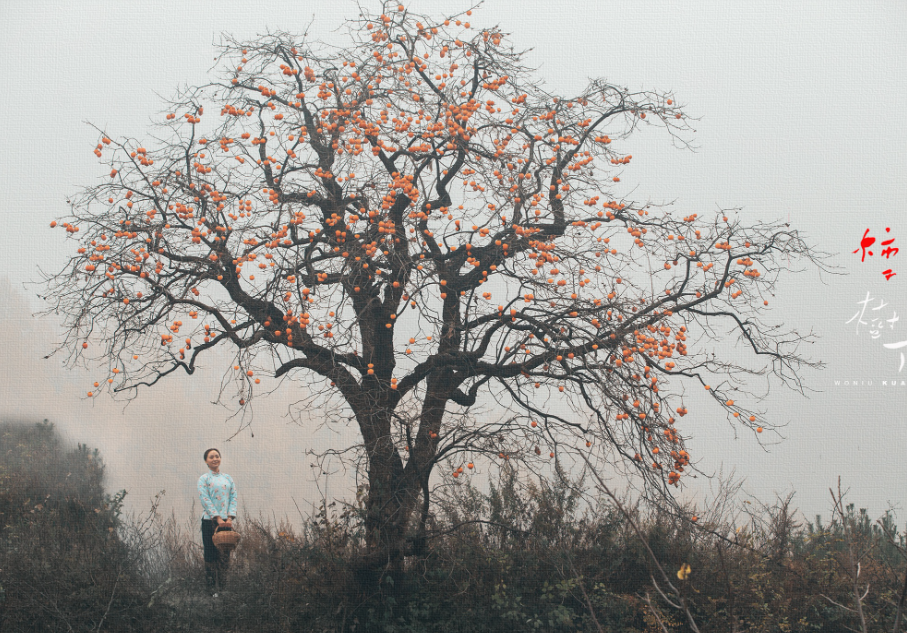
[564,556,604,633]
[873,515,907,633]
[651,576,682,610]
[715,541,742,632]
[28,583,75,633]
[829,477,869,633]
[146,576,173,608]
[893,562,907,633]
[821,592,857,613]
[577,454,702,633]
[95,569,121,632]
[291,495,306,523]
[643,592,672,633]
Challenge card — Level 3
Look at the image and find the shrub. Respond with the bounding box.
[7,422,907,632]
[0,420,152,632]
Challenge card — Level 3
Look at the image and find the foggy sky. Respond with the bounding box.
[1,0,905,529]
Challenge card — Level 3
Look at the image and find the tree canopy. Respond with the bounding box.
[44,4,823,567]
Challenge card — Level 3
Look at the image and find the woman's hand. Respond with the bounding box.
[225,517,234,528]
[215,516,225,527]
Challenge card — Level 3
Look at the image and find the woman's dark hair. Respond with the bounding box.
[204,448,221,461]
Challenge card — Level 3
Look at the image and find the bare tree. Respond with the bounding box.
[43,3,828,571]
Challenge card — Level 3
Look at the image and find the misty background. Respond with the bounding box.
[0,0,904,531]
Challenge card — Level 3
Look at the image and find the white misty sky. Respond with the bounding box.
[0,0,905,529]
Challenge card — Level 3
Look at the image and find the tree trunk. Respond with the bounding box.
[357,407,420,575]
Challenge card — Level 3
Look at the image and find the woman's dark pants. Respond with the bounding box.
[201,519,232,590]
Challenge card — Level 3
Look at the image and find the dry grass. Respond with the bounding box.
[4,421,907,632]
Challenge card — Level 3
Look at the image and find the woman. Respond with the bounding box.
[198,448,237,595]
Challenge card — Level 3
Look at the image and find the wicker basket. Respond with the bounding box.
[212,525,241,553]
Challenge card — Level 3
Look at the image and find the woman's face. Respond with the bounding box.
[205,451,221,471]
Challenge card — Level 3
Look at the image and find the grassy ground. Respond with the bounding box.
[2,420,906,632]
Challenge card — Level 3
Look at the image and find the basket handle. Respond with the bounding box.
[214,525,233,534]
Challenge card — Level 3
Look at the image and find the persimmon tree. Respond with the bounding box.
[44,4,822,569]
